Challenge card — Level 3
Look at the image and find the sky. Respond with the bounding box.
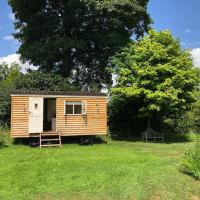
[0,0,200,68]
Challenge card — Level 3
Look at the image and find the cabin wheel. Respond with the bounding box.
[80,136,94,145]
[29,138,39,147]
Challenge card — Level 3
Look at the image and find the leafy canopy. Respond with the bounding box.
[111,30,200,119]
[0,63,21,125]
[0,63,75,125]
[17,70,75,91]
[8,0,151,89]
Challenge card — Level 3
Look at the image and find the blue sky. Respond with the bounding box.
[0,0,17,57]
[0,0,200,62]
[148,0,200,49]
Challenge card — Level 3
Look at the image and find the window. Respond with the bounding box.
[65,102,73,114]
[74,102,82,114]
[65,101,86,115]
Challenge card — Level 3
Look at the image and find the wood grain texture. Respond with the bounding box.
[11,96,107,138]
[56,97,107,136]
[11,96,29,137]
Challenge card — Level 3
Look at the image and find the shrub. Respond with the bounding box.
[181,146,200,180]
[108,95,146,138]
[0,126,11,148]
[0,131,7,148]
[0,123,9,132]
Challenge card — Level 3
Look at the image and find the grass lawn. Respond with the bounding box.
[0,133,200,200]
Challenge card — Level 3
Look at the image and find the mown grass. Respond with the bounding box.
[0,132,200,200]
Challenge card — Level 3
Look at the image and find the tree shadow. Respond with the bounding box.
[111,133,193,144]
[61,136,107,145]
[13,138,30,145]
[163,134,193,144]
[12,135,107,147]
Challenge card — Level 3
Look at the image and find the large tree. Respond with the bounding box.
[17,70,75,91]
[111,30,200,132]
[8,0,151,89]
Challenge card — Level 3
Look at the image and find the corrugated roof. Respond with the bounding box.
[11,89,107,97]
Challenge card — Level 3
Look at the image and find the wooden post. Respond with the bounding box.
[39,132,41,148]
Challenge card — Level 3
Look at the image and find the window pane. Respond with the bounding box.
[74,104,82,114]
[66,104,73,114]
[74,102,82,105]
[65,102,73,105]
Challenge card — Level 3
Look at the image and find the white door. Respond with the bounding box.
[29,98,43,133]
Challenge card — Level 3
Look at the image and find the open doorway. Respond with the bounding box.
[43,98,56,132]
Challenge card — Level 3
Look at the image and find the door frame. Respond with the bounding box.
[28,97,44,133]
[43,97,57,132]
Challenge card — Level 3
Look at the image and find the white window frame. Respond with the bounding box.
[65,101,86,115]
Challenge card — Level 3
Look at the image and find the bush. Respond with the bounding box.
[0,131,7,148]
[108,95,146,138]
[181,146,200,180]
[0,125,11,148]
[0,123,9,132]
[161,112,192,135]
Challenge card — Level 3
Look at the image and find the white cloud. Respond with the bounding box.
[3,35,14,41]
[191,48,200,67]
[184,29,191,33]
[8,12,15,21]
[0,54,38,73]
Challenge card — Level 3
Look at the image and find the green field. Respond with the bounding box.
[0,133,200,200]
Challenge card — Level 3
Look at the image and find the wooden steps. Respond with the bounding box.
[40,132,61,148]
[41,144,61,147]
[41,139,60,141]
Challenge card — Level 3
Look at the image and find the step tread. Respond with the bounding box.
[40,132,61,147]
[41,133,60,136]
[41,139,61,141]
[41,144,61,147]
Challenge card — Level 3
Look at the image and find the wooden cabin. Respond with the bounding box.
[10,90,107,147]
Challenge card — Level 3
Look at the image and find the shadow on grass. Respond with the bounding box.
[13,135,107,147]
[111,133,193,144]
[62,136,107,145]
[0,140,8,148]
[13,138,30,145]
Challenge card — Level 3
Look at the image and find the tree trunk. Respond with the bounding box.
[63,50,72,77]
[147,115,151,129]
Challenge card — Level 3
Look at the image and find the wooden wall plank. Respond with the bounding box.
[11,96,29,137]
[11,95,107,138]
[56,97,107,136]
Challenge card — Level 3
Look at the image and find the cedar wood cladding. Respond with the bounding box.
[11,94,107,138]
[11,96,29,137]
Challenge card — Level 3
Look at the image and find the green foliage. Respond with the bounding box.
[110,30,200,132]
[170,95,200,135]
[0,63,21,125]
[182,146,200,180]
[8,0,151,89]
[189,97,200,133]
[162,112,193,134]
[0,63,76,126]
[16,70,76,91]
[0,136,5,148]
[109,94,146,137]
[0,129,11,148]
